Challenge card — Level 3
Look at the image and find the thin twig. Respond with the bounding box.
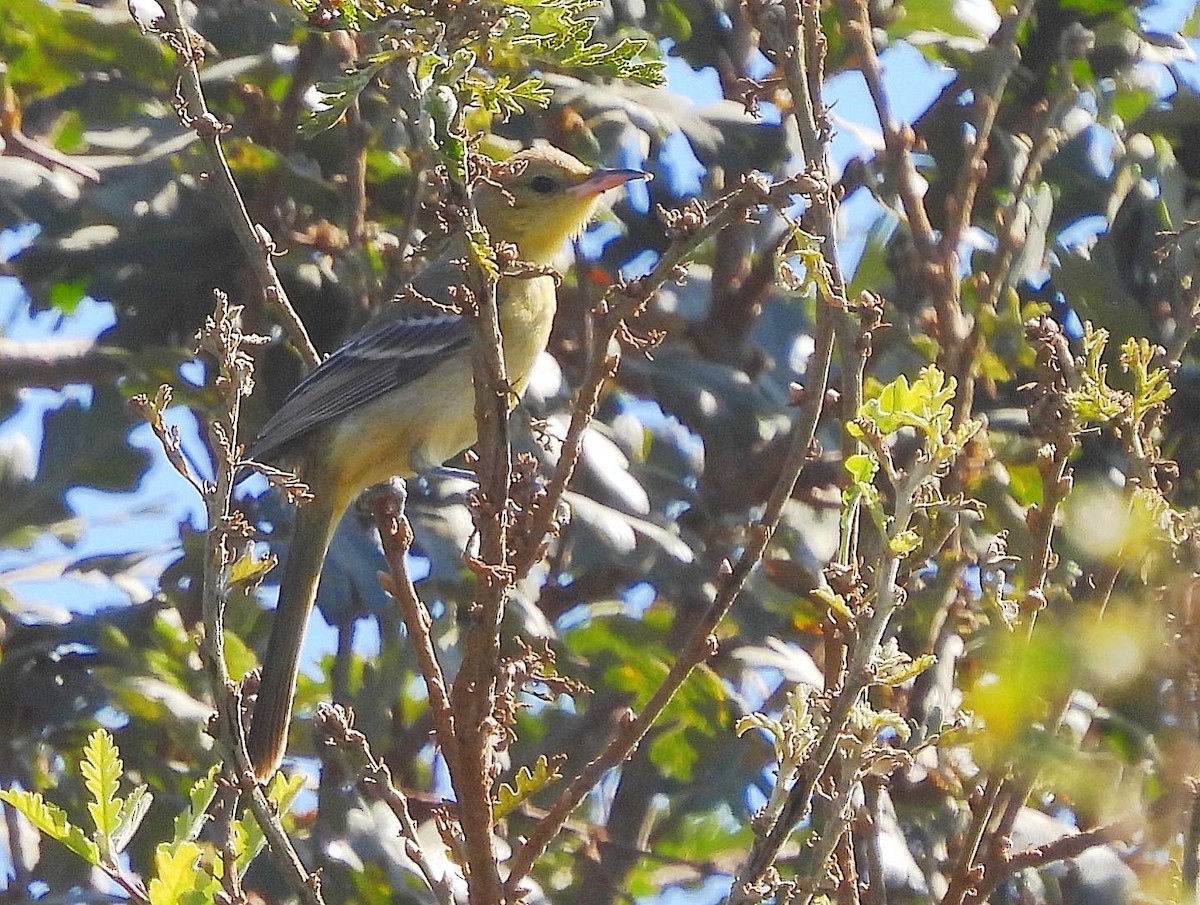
[315,703,457,905]
[504,294,838,897]
[155,0,319,369]
[370,483,461,778]
[859,779,888,905]
[189,292,325,905]
[939,777,1004,905]
[967,817,1139,903]
[835,0,937,260]
[512,171,821,583]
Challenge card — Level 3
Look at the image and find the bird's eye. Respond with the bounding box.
[529,174,558,194]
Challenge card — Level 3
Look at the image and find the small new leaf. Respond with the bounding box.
[110,784,153,855]
[504,0,665,85]
[299,51,395,137]
[235,772,305,872]
[777,218,835,302]
[812,586,854,621]
[291,0,396,30]
[495,755,566,820]
[171,765,219,848]
[844,453,878,487]
[227,549,275,589]
[872,638,936,688]
[465,75,553,119]
[466,228,501,283]
[888,529,922,557]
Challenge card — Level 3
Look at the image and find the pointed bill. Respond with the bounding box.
[569,168,651,198]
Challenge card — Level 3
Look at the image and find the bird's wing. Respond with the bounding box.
[249,262,474,461]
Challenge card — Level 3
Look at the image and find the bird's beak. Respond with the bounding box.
[569,168,651,198]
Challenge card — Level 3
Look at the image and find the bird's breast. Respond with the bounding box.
[321,273,559,496]
[498,274,558,391]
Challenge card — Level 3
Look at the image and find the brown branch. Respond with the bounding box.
[512,171,822,584]
[939,777,1003,905]
[858,778,888,905]
[835,0,938,261]
[1003,819,1137,873]
[315,703,457,905]
[385,47,510,903]
[370,482,461,779]
[961,817,1140,904]
[345,97,369,250]
[504,291,838,898]
[155,0,319,369]
[940,0,1037,264]
[448,160,512,905]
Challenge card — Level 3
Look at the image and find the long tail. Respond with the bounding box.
[247,493,340,780]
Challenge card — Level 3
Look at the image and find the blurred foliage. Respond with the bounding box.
[4,0,1200,902]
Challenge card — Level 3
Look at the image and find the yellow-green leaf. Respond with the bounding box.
[227,550,275,588]
[236,771,305,872]
[111,784,152,855]
[0,789,100,866]
[148,841,208,905]
[82,729,123,843]
[495,755,565,820]
[172,765,219,848]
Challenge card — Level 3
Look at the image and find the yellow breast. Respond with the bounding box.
[323,274,558,503]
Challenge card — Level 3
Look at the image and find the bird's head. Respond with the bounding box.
[476,146,648,264]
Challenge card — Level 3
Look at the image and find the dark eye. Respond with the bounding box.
[529,174,558,194]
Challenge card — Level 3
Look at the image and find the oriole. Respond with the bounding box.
[246,146,646,779]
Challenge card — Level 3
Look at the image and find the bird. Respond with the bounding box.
[244,146,647,780]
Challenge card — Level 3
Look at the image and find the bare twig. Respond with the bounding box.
[370,482,461,778]
[155,0,319,369]
[940,777,1004,905]
[512,170,822,583]
[315,703,457,905]
[505,285,838,898]
[188,291,325,905]
[835,0,938,260]
[965,817,1140,903]
[858,779,888,905]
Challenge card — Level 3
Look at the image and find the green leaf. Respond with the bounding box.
[171,765,219,848]
[82,729,123,844]
[291,0,395,30]
[844,453,878,486]
[464,74,553,119]
[298,50,396,137]
[888,529,922,557]
[148,841,211,905]
[466,227,500,282]
[0,789,101,866]
[235,772,305,872]
[495,755,565,820]
[502,0,665,85]
[110,784,153,855]
[47,276,89,314]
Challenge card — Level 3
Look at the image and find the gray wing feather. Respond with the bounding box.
[249,261,473,461]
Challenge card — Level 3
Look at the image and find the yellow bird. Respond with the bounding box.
[246,146,646,780]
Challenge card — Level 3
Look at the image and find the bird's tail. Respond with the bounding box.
[247,493,339,780]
